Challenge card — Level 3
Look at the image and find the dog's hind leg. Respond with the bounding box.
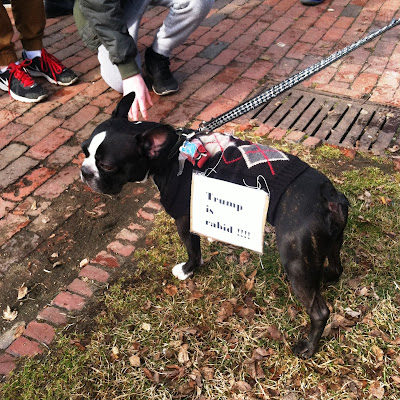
[276,231,330,358]
[289,269,329,357]
[172,215,203,280]
[322,230,344,284]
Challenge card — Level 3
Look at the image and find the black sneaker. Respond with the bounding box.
[0,61,47,103]
[144,47,179,96]
[23,48,78,86]
[300,0,323,4]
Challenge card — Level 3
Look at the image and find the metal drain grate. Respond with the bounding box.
[249,88,400,154]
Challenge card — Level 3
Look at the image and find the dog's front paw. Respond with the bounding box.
[172,263,193,280]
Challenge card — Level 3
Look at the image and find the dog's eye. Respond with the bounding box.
[99,162,115,171]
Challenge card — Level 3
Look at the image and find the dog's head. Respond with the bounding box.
[81,93,175,194]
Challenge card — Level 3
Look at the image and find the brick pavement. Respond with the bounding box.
[1,0,400,379]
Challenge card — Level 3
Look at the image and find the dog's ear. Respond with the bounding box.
[111,92,136,119]
[141,125,173,158]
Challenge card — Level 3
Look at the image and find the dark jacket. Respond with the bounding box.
[73,0,140,79]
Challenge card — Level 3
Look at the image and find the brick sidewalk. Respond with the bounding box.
[1,0,400,379]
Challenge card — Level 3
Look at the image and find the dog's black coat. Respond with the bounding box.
[81,93,349,358]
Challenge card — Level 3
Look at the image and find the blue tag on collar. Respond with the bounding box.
[180,140,197,158]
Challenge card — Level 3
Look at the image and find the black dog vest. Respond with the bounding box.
[157,133,309,225]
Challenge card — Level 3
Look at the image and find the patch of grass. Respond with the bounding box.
[1,145,400,399]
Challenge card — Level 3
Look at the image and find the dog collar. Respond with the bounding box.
[168,128,197,160]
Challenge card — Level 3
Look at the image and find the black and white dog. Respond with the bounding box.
[81,93,349,358]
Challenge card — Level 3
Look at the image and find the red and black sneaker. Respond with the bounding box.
[0,61,47,103]
[23,48,78,86]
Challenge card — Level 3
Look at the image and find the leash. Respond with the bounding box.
[198,18,400,133]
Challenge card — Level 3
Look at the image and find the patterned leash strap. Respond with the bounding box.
[199,18,400,133]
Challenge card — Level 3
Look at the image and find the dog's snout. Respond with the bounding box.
[81,165,94,179]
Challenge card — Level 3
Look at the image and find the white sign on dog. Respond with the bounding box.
[190,173,269,254]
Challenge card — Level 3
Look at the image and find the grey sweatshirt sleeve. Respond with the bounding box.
[79,0,140,77]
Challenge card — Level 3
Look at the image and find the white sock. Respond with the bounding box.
[0,61,19,72]
[24,50,42,59]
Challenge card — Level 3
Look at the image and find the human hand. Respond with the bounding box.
[122,74,153,120]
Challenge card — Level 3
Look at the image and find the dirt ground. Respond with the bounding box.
[0,179,158,335]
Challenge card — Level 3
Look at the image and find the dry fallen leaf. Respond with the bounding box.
[288,305,298,320]
[235,304,255,323]
[162,365,184,380]
[216,300,234,323]
[200,366,214,380]
[110,346,119,361]
[178,344,189,364]
[189,369,202,387]
[261,325,285,342]
[142,323,151,331]
[380,196,391,205]
[17,284,28,300]
[239,251,250,264]
[143,367,156,382]
[175,326,198,335]
[369,381,384,399]
[189,290,203,300]
[372,345,384,362]
[71,340,86,351]
[2,306,18,321]
[392,376,400,386]
[396,355,400,367]
[330,313,356,330]
[340,147,356,160]
[13,324,25,339]
[240,269,257,291]
[393,156,400,171]
[202,250,219,263]
[245,347,275,379]
[164,284,178,296]
[232,381,252,393]
[344,307,361,319]
[79,258,89,268]
[358,287,369,297]
[142,300,152,310]
[185,280,203,300]
[177,380,195,395]
[129,355,141,367]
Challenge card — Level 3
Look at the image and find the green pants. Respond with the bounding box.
[0,0,46,65]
